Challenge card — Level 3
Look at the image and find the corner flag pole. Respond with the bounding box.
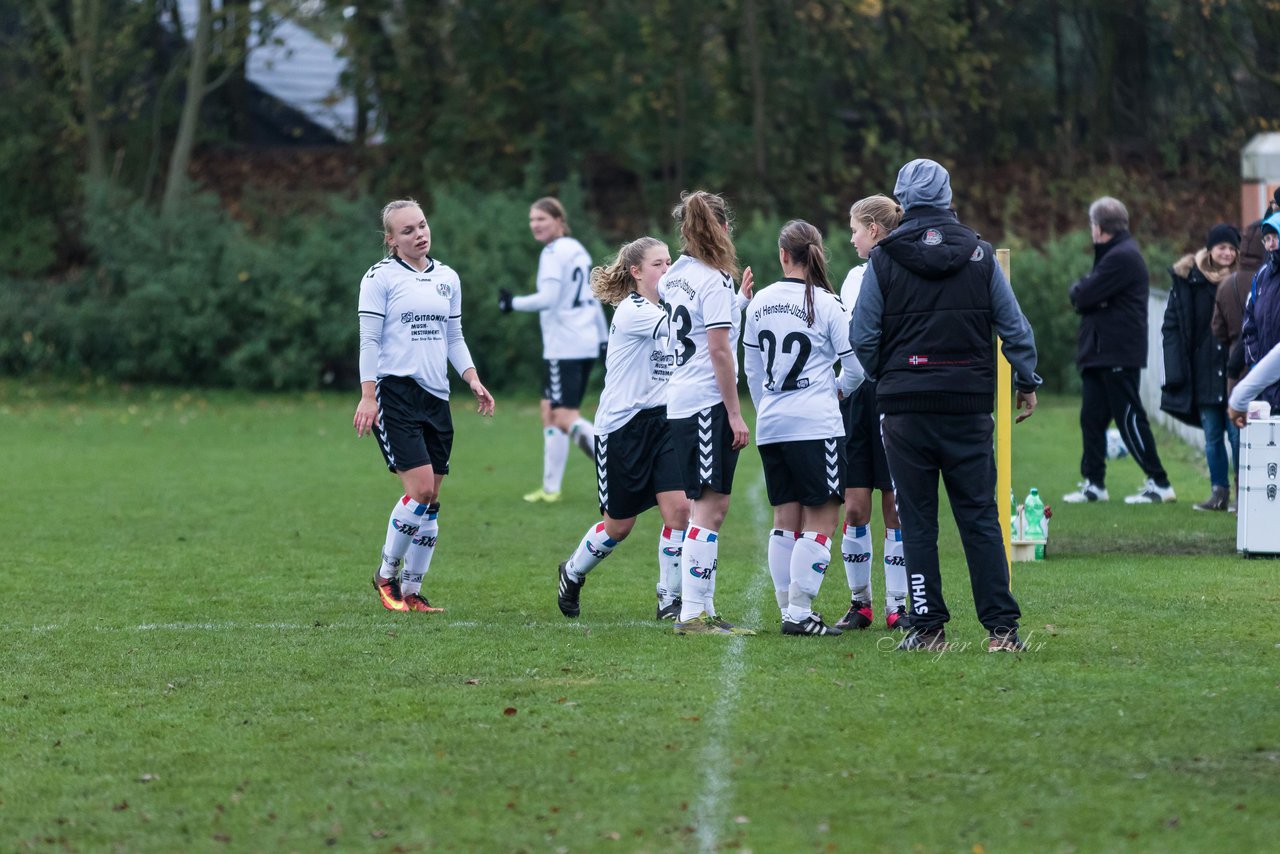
[996,248,1013,572]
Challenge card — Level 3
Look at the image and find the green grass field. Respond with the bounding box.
[2,381,1276,853]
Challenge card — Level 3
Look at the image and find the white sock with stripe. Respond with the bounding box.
[570,418,595,458]
[400,504,439,597]
[658,526,685,606]
[543,427,569,493]
[679,526,718,620]
[566,521,617,580]
[768,529,797,614]
[842,522,873,604]
[786,531,832,623]
[883,527,907,611]
[379,495,430,579]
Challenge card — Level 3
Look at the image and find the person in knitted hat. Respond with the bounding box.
[1240,211,1280,418]
[1160,223,1240,511]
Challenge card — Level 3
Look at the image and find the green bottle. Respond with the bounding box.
[1024,488,1046,560]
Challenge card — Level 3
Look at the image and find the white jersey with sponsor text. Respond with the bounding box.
[658,254,741,419]
[357,256,464,400]
[594,292,673,435]
[514,236,607,360]
[743,279,852,444]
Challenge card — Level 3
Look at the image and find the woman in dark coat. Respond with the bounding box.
[1160,223,1240,510]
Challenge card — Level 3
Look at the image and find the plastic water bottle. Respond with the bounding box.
[1010,490,1020,538]
[1024,488,1046,560]
[1023,488,1045,538]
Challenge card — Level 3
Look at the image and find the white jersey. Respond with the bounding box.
[659,254,742,419]
[840,264,867,314]
[512,236,608,360]
[743,279,862,444]
[594,293,673,435]
[357,256,474,400]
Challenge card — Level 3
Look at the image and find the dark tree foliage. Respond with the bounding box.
[338,0,1277,221]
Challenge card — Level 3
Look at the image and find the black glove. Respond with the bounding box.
[497,288,514,314]
[598,341,608,361]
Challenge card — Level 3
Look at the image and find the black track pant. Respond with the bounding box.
[1079,366,1168,487]
[880,411,1021,634]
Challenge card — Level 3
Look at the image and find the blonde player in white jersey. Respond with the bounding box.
[554,237,695,620]
[660,191,756,636]
[498,197,608,503]
[744,220,865,636]
[354,200,495,613]
[833,194,913,632]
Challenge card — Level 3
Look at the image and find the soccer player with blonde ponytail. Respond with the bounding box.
[834,194,914,632]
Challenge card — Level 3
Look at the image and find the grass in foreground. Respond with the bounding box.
[0,382,1276,853]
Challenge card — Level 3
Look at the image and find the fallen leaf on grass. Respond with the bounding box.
[113,801,128,812]
[503,707,518,716]
[140,773,158,783]
[734,815,749,824]
[465,679,479,685]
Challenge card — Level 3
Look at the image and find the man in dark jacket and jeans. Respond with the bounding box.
[1064,196,1175,505]
[851,159,1041,653]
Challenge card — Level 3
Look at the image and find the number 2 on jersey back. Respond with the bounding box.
[571,267,588,308]
[758,330,812,391]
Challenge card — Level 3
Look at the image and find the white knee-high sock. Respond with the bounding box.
[544,427,569,493]
[842,522,873,604]
[658,526,685,605]
[569,418,596,458]
[768,529,798,614]
[379,495,430,579]
[883,527,907,611]
[566,521,618,580]
[679,526,718,620]
[400,503,439,597]
[787,531,832,623]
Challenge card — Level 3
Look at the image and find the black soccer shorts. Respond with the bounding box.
[374,376,454,474]
[668,402,741,499]
[842,383,893,491]
[759,436,846,507]
[596,406,683,519]
[543,358,595,409]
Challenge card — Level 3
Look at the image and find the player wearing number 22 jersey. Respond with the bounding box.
[743,219,864,638]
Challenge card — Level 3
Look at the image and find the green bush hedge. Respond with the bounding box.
[0,187,1178,395]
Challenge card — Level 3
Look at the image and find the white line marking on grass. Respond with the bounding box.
[695,477,769,854]
[11,619,680,634]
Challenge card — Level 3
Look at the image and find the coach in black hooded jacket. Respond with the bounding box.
[850,158,1041,652]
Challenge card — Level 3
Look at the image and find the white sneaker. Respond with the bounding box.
[1063,480,1109,503]
[1123,479,1176,504]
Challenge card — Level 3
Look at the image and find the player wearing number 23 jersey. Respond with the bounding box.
[659,254,741,419]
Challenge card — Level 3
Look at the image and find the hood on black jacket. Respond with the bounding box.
[877,209,980,281]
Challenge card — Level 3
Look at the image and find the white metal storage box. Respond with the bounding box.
[1238,418,1280,557]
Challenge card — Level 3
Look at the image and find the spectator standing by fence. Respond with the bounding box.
[1160,224,1239,511]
